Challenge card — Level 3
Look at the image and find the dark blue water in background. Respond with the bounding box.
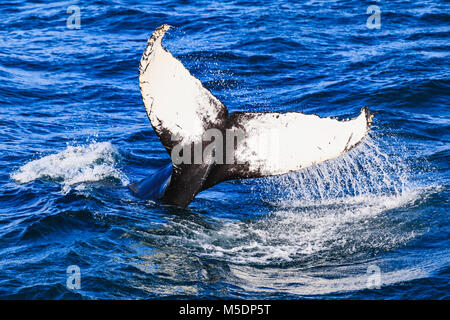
[0,0,448,299]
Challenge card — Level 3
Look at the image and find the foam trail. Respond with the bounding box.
[12,142,129,192]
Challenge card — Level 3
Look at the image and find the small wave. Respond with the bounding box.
[11,142,129,192]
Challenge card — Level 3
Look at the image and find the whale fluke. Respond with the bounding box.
[132,24,374,207]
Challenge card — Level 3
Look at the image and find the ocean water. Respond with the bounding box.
[0,0,448,299]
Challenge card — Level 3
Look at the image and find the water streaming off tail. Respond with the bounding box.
[259,136,412,207]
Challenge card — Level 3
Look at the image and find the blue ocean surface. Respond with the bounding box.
[0,0,448,299]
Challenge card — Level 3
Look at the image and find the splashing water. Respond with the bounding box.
[11,142,129,193]
[258,136,413,206]
[135,136,436,292]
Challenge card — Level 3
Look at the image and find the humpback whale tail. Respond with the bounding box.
[130,24,374,207]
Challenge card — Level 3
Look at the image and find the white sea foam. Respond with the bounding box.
[228,255,438,296]
[192,190,425,265]
[12,142,129,192]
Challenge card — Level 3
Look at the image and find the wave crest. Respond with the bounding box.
[12,142,129,192]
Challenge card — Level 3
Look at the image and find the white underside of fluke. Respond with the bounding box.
[139,28,225,145]
[139,25,373,178]
[232,110,370,176]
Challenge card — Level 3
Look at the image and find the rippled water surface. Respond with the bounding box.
[0,0,449,299]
